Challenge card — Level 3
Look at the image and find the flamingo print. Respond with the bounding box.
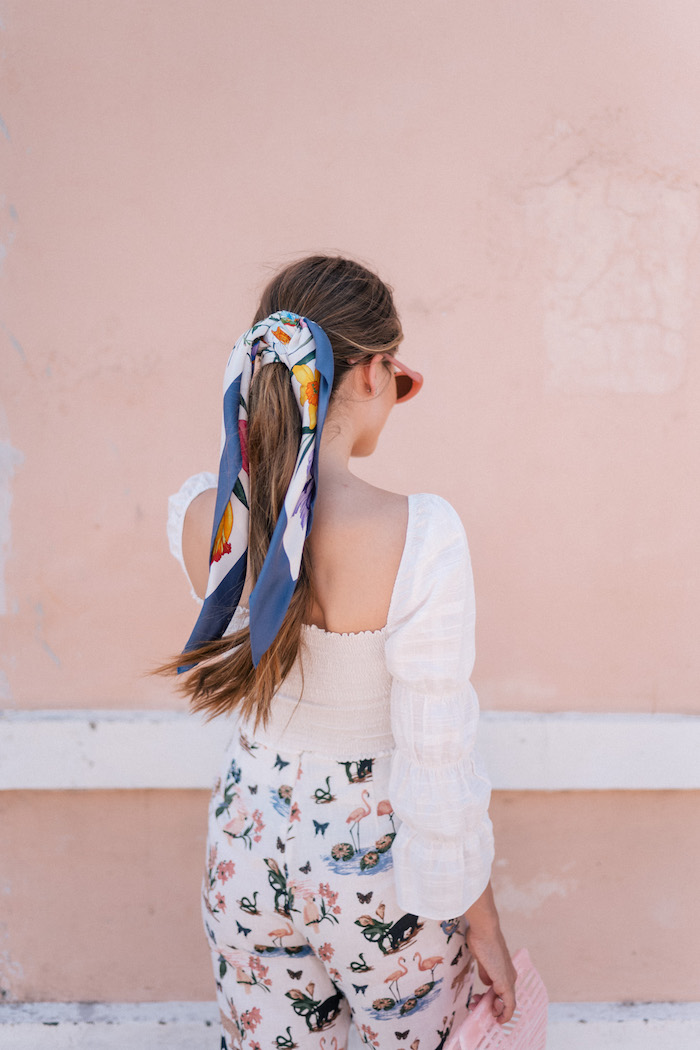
[345,789,371,850]
[384,955,408,1002]
[414,950,444,982]
[268,920,294,948]
[376,798,396,833]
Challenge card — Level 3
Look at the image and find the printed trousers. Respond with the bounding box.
[202,729,476,1050]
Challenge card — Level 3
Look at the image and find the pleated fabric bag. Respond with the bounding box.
[446,948,548,1050]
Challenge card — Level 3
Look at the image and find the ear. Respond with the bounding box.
[360,354,387,397]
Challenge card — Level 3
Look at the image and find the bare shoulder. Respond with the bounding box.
[344,484,409,567]
[312,480,408,549]
[307,481,409,632]
[349,483,407,535]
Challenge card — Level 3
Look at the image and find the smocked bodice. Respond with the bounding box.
[230,609,394,759]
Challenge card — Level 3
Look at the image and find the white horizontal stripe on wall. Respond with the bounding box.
[1,1001,700,1050]
[1,709,699,791]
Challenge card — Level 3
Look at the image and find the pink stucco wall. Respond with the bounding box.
[2,0,699,1002]
[1,789,698,1002]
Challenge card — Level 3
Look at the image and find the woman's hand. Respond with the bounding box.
[463,882,517,1024]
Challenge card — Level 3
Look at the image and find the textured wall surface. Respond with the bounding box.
[1,790,698,1002]
[1,0,699,1004]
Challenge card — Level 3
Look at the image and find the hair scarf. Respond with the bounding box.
[180,311,334,670]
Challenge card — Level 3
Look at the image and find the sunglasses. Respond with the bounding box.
[383,355,424,403]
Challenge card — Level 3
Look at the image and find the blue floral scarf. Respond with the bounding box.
[180,312,334,669]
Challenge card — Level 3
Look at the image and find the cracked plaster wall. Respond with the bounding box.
[526,160,698,394]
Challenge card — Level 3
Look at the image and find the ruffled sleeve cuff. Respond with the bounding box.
[388,691,495,919]
[167,471,217,602]
[391,816,494,920]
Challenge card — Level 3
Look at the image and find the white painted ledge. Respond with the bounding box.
[1,709,699,791]
[547,1001,700,1049]
[1,1002,699,1050]
[0,1002,218,1050]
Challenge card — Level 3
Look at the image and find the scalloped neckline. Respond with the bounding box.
[301,620,387,639]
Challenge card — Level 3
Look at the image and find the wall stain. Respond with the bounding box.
[0,669,11,701]
[1,322,26,363]
[0,420,24,617]
[0,922,23,1002]
[0,195,17,274]
[34,602,61,667]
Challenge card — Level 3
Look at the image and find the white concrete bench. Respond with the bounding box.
[2,1002,700,1049]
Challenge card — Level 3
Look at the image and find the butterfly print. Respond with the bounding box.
[204,734,481,1040]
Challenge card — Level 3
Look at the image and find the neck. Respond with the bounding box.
[317,418,355,483]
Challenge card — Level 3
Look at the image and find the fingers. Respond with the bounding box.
[465,923,518,1023]
[493,987,517,1025]
[468,988,517,1024]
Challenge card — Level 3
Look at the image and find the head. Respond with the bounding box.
[254,254,403,380]
[164,255,409,725]
[252,254,404,454]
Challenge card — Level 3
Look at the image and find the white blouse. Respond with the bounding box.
[167,473,494,920]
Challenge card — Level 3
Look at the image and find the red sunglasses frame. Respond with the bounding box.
[383,355,424,403]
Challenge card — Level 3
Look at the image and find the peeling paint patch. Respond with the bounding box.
[0,670,10,701]
[494,873,577,918]
[526,161,699,393]
[0,430,24,617]
[0,922,23,1002]
[0,114,9,141]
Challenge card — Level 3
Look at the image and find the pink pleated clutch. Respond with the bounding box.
[445,948,548,1050]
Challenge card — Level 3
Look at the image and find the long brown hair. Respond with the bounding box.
[160,255,403,727]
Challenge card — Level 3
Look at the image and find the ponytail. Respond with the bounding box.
[158,255,402,726]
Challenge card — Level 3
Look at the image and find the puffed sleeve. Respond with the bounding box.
[167,471,217,602]
[385,493,494,920]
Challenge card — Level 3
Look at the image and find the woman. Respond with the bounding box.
[163,255,516,1049]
